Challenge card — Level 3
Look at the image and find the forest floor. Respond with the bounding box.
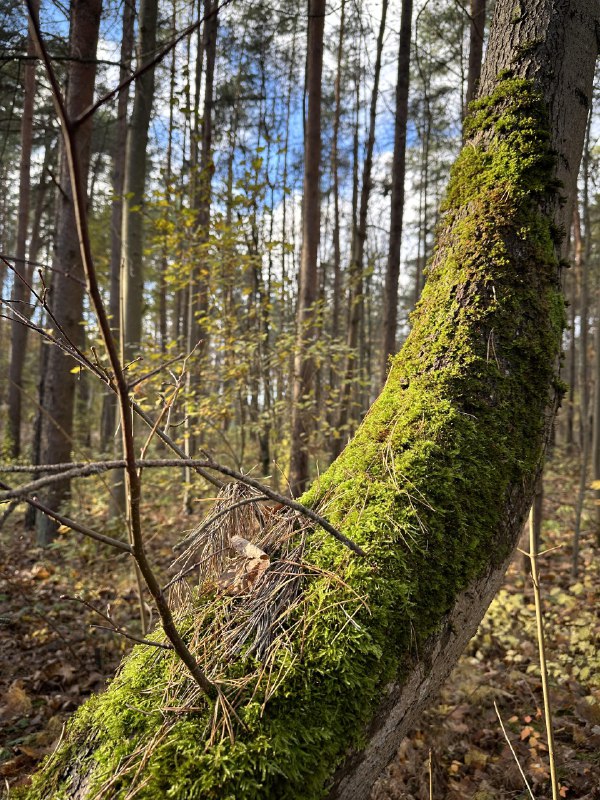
[0,453,599,799]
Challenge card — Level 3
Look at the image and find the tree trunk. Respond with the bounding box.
[36,0,101,545]
[565,254,577,448]
[330,0,345,351]
[572,118,592,577]
[182,0,218,514]
[380,0,413,385]
[121,0,158,361]
[6,0,38,459]
[288,0,325,495]
[190,0,217,340]
[593,254,600,546]
[28,0,598,796]
[465,0,486,108]
[333,0,388,461]
[100,0,135,452]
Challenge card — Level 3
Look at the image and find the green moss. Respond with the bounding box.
[24,77,564,799]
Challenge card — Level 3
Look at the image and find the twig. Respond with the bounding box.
[0,479,132,553]
[26,1,215,701]
[428,749,433,800]
[528,505,559,800]
[493,701,536,800]
[127,351,187,389]
[173,495,271,552]
[0,457,366,557]
[72,0,235,127]
[0,499,19,530]
[199,453,368,557]
[61,594,172,650]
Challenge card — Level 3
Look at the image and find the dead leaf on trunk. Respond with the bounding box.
[216,536,270,596]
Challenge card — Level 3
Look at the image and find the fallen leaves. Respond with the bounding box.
[1,681,33,718]
[215,535,270,596]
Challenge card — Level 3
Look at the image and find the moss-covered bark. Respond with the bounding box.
[23,0,600,789]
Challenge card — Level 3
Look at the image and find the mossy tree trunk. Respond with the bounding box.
[26,1,598,798]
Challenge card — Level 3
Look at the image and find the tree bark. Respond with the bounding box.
[288,0,325,495]
[121,0,158,361]
[36,0,101,545]
[380,0,413,385]
[28,0,598,796]
[465,0,486,108]
[333,0,388,460]
[100,0,135,452]
[6,0,38,459]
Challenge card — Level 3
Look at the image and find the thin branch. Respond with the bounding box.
[0,479,132,553]
[528,506,559,800]
[73,0,235,128]
[131,400,224,489]
[127,351,187,389]
[0,457,366,557]
[26,1,216,701]
[493,701,536,800]
[198,454,368,557]
[61,594,173,650]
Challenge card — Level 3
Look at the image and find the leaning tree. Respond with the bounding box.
[22,0,598,798]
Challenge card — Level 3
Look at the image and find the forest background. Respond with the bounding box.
[0,0,599,797]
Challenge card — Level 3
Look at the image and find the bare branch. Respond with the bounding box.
[26,1,216,701]
[0,458,367,558]
[198,454,368,558]
[60,595,173,650]
[72,0,235,128]
[0,479,132,553]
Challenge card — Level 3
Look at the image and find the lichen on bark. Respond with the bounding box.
[23,76,565,800]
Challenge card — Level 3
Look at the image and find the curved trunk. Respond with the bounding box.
[26,0,597,797]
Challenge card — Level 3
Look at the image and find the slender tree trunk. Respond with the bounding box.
[465,0,486,108]
[189,0,218,353]
[100,0,134,452]
[380,0,413,385]
[182,0,218,514]
[288,0,325,495]
[572,117,592,577]
[29,1,598,797]
[414,107,431,305]
[24,147,54,530]
[566,257,577,449]
[36,0,102,545]
[6,0,38,459]
[330,0,345,351]
[593,252,600,546]
[333,0,388,460]
[121,0,159,361]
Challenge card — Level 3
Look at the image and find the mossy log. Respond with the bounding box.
[24,2,598,798]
